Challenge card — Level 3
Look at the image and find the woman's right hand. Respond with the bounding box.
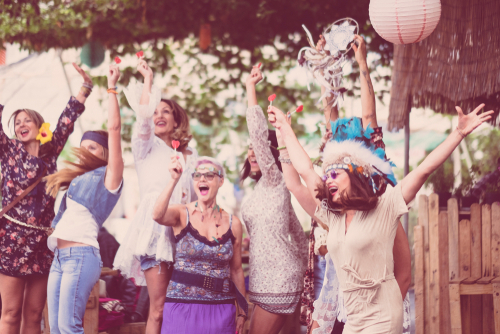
[137,59,153,79]
[245,65,263,87]
[267,106,289,130]
[169,155,183,180]
[107,64,120,88]
[72,62,93,86]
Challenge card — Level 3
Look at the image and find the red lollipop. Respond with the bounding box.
[136,51,144,58]
[172,140,180,151]
[268,94,276,106]
[288,105,304,118]
[114,56,121,64]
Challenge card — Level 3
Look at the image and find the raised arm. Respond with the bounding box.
[401,104,494,204]
[104,65,124,191]
[229,215,247,333]
[245,66,281,183]
[124,59,161,160]
[73,63,93,105]
[275,112,318,218]
[352,35,377,129]
[268,106,323,206]
[151,155,184,227]
[0,104,16,154]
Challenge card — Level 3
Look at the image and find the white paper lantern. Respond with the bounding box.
[369,0,441,45]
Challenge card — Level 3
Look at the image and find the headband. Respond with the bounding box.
[81,131,108,149]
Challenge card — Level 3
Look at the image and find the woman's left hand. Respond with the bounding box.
[235,315,246,334]
[72,62,93,86]
[456,104,494,136]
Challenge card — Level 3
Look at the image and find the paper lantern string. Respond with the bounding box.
[114,57,121,64]
[136,50,144,58]
[268,94,276,107]
[288,105,304,118]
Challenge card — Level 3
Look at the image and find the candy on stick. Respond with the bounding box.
[136,51,144,58]
[268,94,276,107]
[172,140,180,152]
[287,105,304,118]
[114,57,121,64]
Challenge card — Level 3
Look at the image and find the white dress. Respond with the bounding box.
[113,81,198,286]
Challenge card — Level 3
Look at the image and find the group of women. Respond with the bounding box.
[0,31,494,334]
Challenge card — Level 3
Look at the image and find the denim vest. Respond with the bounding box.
[52,166,122,228]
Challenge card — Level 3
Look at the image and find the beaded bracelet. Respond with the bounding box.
[278,156,291,164]
[79,86,92,98]
[82,82,94,90]
[456,127,466,138]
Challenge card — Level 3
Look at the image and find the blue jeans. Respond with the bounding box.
[47,246,102,334]
[314,254,327,299]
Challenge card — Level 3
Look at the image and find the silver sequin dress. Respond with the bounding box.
[241,105,307,314]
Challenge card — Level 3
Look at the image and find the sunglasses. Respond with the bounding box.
[322,169,342,182]
[192,172,221,181]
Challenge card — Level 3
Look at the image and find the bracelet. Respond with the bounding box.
[82,82,94,89]
[277,146,286,150]
[108,86,117,90]
[456,127,466,138]
[79,86,92,98]
[107,88,118,95]
[237,314,248,321]
[278,156,291,164]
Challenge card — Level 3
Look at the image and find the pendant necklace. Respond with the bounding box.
[194,201,223,241]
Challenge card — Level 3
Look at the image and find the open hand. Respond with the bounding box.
[267,106,289,130]
[245,65,263,87]
[107,65,120,88]
[352,35,367,66]
[456,104,494,136]
[137,59,153,79]
[169,155,183,180]
[72,62,93,86]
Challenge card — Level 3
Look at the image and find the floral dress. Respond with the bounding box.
[0,97,85,276]
[241,105,308,314]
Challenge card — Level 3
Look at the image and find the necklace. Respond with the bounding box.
[193,201,224,241]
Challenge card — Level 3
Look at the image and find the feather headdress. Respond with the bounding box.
[322,117,397,195]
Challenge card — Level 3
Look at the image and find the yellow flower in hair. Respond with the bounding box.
[36,123,53,144]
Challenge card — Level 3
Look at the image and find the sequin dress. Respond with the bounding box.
[240,105,307,314]
[0,97,85,276]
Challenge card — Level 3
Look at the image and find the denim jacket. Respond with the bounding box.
[52,166,122,228]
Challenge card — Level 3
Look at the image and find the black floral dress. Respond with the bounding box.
[0,97,85,277]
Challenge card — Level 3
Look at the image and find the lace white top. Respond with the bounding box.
[113,80,198,285]
[240,105,307,314]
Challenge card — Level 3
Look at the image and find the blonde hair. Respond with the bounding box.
[45,133,109,197]
[9,109,54,158]
[160,99,192,151]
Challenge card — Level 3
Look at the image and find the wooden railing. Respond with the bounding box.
[414,195,500,334]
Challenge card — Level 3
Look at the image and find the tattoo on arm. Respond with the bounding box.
[361,70,374,97]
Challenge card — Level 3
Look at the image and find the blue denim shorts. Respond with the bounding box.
[139,255,160,272]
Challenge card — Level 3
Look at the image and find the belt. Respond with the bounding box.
[342,264,394,304]
[171,269,248,315]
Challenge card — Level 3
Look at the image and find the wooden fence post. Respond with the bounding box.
[419,194,430,334]
[414,225,425,334]
[470,204,483,333]
[459,219,471,334]
[428,194,440,333]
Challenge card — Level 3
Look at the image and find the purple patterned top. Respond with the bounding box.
[166,212,236,304]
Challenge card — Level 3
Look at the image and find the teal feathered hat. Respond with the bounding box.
[322,117,397,195]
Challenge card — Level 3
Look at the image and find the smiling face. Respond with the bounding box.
[324,168,352,202]
[193,163,224,201]
[81,140,105,159]
[14,111,39,143]
[247,145,260,173]
[153,101,178,138]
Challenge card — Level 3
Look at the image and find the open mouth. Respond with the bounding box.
[328,185,338,196]
[155,120,166,127]
[249,158,258,167]
[199,184,210,196]
[21,129,29,137]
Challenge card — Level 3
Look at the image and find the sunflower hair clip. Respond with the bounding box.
[36,123,53,144]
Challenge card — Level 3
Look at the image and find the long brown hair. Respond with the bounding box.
[45,132,109,197]
[160,99,192,151]
[315,170,382,214]
[240,129,282,183]
[9,109,54,158]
